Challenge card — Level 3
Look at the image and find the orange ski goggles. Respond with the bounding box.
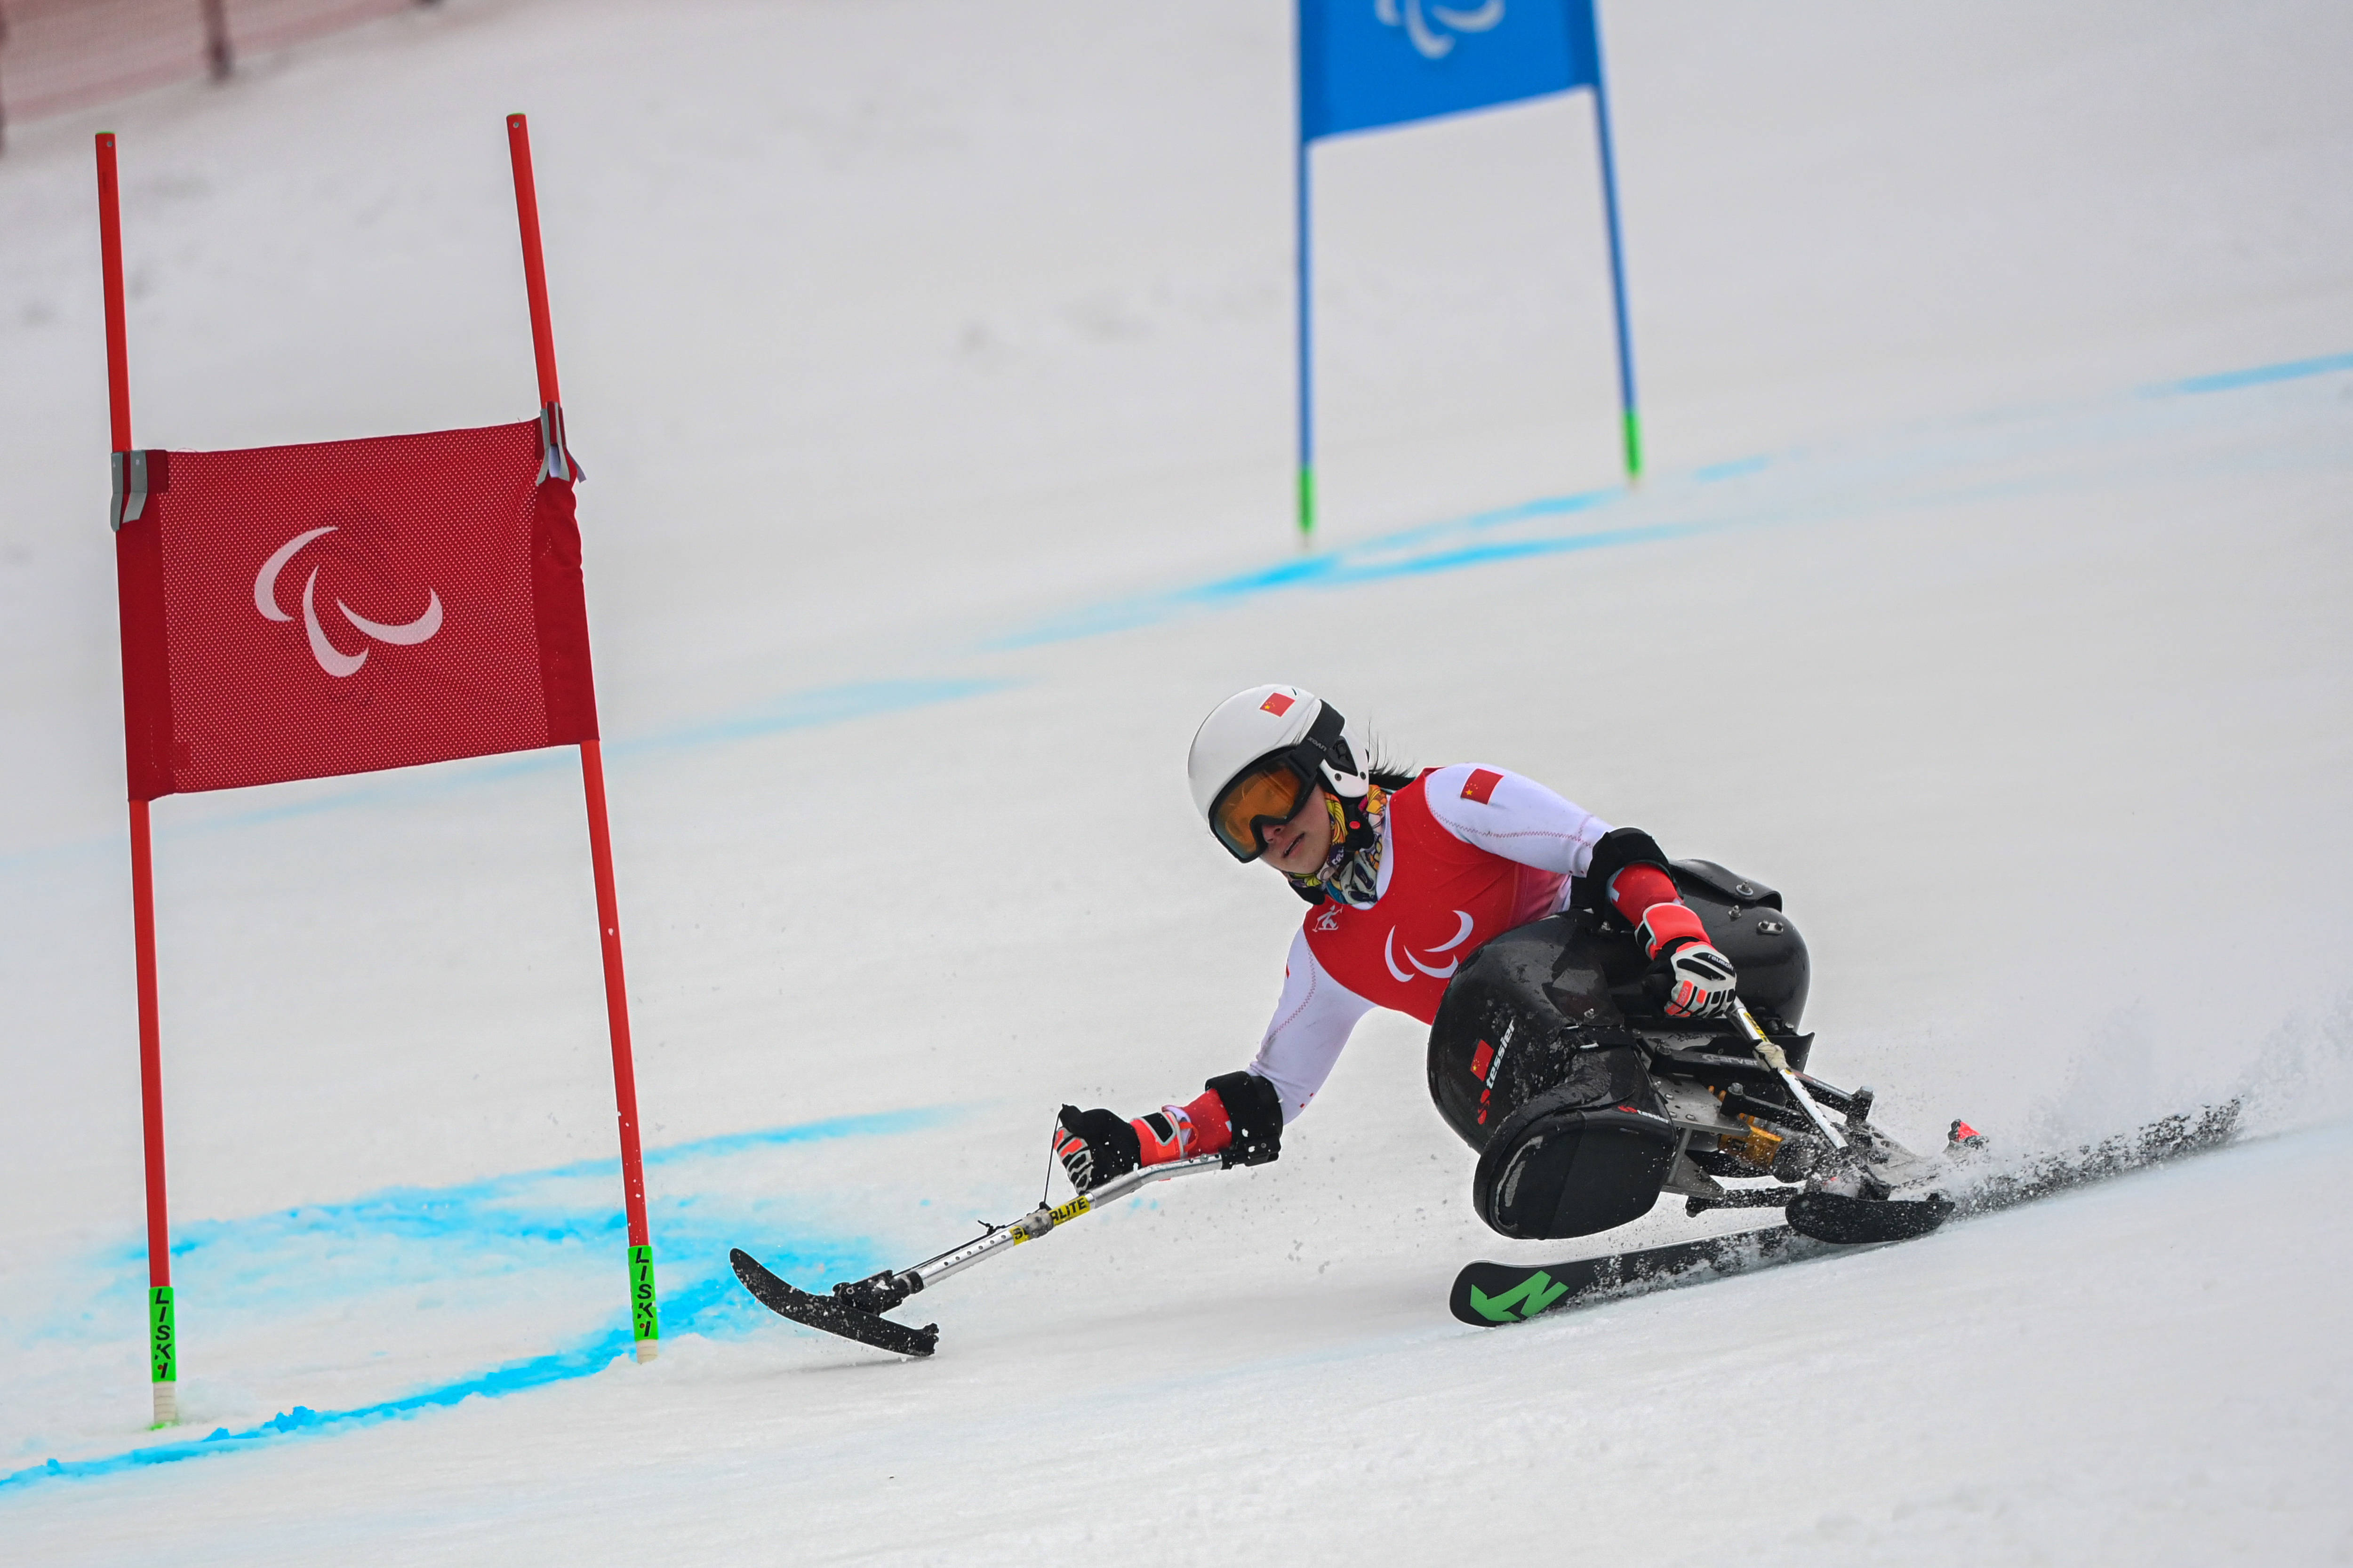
[1209,753,1320,863]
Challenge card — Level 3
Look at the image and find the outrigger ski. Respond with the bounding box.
[1452,1098,2243,1328]
[731,1152,1237,1357]
[730,1251,940,1357]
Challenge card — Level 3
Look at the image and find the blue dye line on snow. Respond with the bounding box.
[992,341,2351,653]
[10,1336,640,1491]
[2166,350,2353,395]
[5,1255,779,1493]
[1693,454,1771,482]
[636,1104,960,1168]
[610,676,1018,757]
[989,482,1764,649]
[133,1104,960,1269]
[0,676,1018,870]
[989,484,1625,649]
[1195,516,1695,596]
[995,341,2350,654]
[1,1104,963,1496]
[198,677,1021,835]
[7,344,2339,868]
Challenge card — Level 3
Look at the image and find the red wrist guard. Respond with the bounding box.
[1606,862,1679,924]
[1130,1088,1235,1166]
[1182,1088,1233,1155]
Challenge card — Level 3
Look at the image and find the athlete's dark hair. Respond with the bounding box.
[1359,737,1417,792]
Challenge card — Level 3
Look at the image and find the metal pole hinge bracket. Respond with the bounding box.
[110,449,154,531]
[538,401,582,483]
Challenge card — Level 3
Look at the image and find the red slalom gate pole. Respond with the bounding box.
[579,737,656,1353]
[507,113,659,1360]
[127,802,176,1420]
[97,136,133,452]
[99,131,180,1428]
[506,114,561,408]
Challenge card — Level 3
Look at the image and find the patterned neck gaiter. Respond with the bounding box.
[1289,781,1389,909]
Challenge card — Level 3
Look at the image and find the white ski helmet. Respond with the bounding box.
[1187,684,1371,861]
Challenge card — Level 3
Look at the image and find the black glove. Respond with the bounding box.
[1053,1105,1140,1193]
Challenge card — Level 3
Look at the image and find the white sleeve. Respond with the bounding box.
[1245,929,1377,1124]
[1422,763,1612,876]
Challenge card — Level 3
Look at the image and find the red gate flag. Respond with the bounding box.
[113,420,597,800]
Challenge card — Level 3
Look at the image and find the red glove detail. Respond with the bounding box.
[1130,1112,1185,1165]
[1658,941,1738,1018]
[1128,1088,1237,1168]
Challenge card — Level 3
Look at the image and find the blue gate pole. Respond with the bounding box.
[1296,131,1317,537]
[1588,27,1641,480]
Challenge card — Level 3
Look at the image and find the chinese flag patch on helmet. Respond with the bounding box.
[1260,691,1296,717]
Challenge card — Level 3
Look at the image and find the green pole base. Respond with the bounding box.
[1297,465,1316,539]
[150,1285,176,1384]
[1622,409,1644,480]
[150,1285,178,1426]
[629,1244,660,1360]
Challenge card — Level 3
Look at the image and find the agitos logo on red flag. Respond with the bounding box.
[113,420,597,800]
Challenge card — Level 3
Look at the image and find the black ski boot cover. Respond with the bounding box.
[1473,1086,1677,1240]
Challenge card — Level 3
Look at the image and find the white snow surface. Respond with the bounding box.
[2,0,2352,1562]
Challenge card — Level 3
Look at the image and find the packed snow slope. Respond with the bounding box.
[2,0,2351,1562]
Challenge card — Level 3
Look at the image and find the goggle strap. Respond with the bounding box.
[1305,701,1365,790]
